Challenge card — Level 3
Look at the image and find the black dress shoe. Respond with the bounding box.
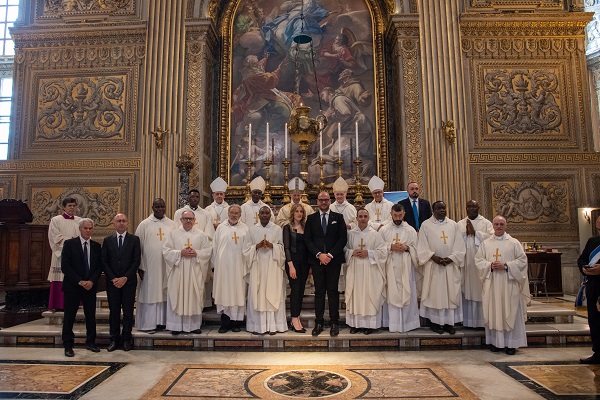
[171,331,182,336]
[363,328,374,335]
[268,331,276,336]
[330,323,339,337]
[123,342,132,351]
[64,348,75,357]
[430,324,444,334]
[218,326,229,334]
[505,348,516,355]
[107,341,119,352]
[443,324,456,335]
[490,345,502,353]
[191,329,202,334]
[156,325,166,331]
[85,344,100,353]
[349,327,360,334]
[580,355,600,364]
[312,323,324,337]
[231,326,241,333]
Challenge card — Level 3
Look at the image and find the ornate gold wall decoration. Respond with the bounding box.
[466,0,564,12]
[588,169,600,206]
[492,181,568,224]
[38,0,136,19]
[470,152,600,163]
[0,158,141,170]
[0,175,16,199]
[36,76,125,140]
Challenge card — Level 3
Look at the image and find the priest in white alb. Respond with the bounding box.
[212,204,249,333]
[241,176,274,226]
[458,200,493,328]
[418,201,466,335]
[47,197,81,311]
[275,177,314,227]
[379,203,420,332]
[205,177,230,231]
[134,198,176,332]
[475,215,529,355]
[330,177,357,292]
[344,208,387,334]
[162,210,212,334]
[243,206,287,334]
[365,175,393,231]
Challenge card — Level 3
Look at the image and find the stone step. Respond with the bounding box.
[0,316,590,351]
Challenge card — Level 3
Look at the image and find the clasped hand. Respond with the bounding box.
[391,242,408,252]
[353,249,368,259]
[111,277,127,288]
[181,246,197,258]
[432,255,452,266]
[584,264,600,276]
[256,239,273,250]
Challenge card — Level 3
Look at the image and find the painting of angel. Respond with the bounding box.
[228,0,376,187]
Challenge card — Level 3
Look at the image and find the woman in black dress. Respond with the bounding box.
[283,203,310,333]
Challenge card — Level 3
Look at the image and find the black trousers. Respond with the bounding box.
[311,263,341,324]
[286,263,310,318]
[587,281,600,354]
[62,287,97,349]
[106,282,136,342]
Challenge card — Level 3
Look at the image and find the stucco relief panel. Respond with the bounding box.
[473,61,577,148]
[22,173,134,237]
[37,0,136,19]
[0,175,16,199]
[23,69,137,153]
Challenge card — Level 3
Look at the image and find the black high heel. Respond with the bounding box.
[291,326,306,333]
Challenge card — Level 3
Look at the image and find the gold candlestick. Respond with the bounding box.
[282,158,291,204]
[353,157,364,205]
[263,157,273,204]
[244,159,254,202]
[318,156,326,192]
[336,158,343,178]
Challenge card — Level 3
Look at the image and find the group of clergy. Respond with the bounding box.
[49,172,530,355]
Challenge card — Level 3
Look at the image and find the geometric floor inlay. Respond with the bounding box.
[144,364,479,399]
[0,360,126,399]
[493,361,600,400]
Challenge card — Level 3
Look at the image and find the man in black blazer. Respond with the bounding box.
[102,213,141,352]
[399,181,432,232]
[304,191,348,337]
[579,215,600,364]
[61,218,102,357]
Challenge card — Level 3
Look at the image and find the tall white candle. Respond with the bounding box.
[319,121,323,158]
[355,122,359,158]
[284,123,288,158]
[248,123,252,160]
[266,122,269,159]
[338,123,341,158]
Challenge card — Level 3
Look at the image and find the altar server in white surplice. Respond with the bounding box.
[212,205,249,333]
[344,209,387,334]
[364,175,394,231]
[135,198,176,332]
[205,177,230,231]
[458,200,493,328]
[475,215,529,355]
[379,203,420,332]
[162,210,212,335]
[243,206,287,334]
[275,177,314,227]
[330,177,357,292]
[48,197,81,311]
[418,201,466,335]
[241,176,274,227]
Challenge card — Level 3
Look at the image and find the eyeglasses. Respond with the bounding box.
[115,219,127,222]
[317,198,330,202]
[182,217,195,221]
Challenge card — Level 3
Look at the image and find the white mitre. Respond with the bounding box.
[210,177,228,193]
[332,177,349,193]
[367,175,385,192]
[288,177,305,192]
[249,176,266,192]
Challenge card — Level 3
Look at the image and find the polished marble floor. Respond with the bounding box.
[0,346,598,399]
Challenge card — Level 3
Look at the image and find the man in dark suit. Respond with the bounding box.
[61,218,102,357]
[399,181,432,232]
[102,213,141,352]
[579,215,600,364]
[304,191,348,337]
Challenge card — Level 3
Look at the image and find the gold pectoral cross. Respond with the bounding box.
[157,228,164,241]
[215,216,220,225]
[185,238,192,248]
[358,238,365,250]
[263,234,267,241]
[254,212,259,224]
[232,231,239,245]
[440,231,448,245]
[493,248,502,262]
[394,232,400,244]
[375,208,381,221]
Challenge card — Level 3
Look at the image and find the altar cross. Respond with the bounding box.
[493,248,502,262]
[156,228,164,241]
[440,231,448,245]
